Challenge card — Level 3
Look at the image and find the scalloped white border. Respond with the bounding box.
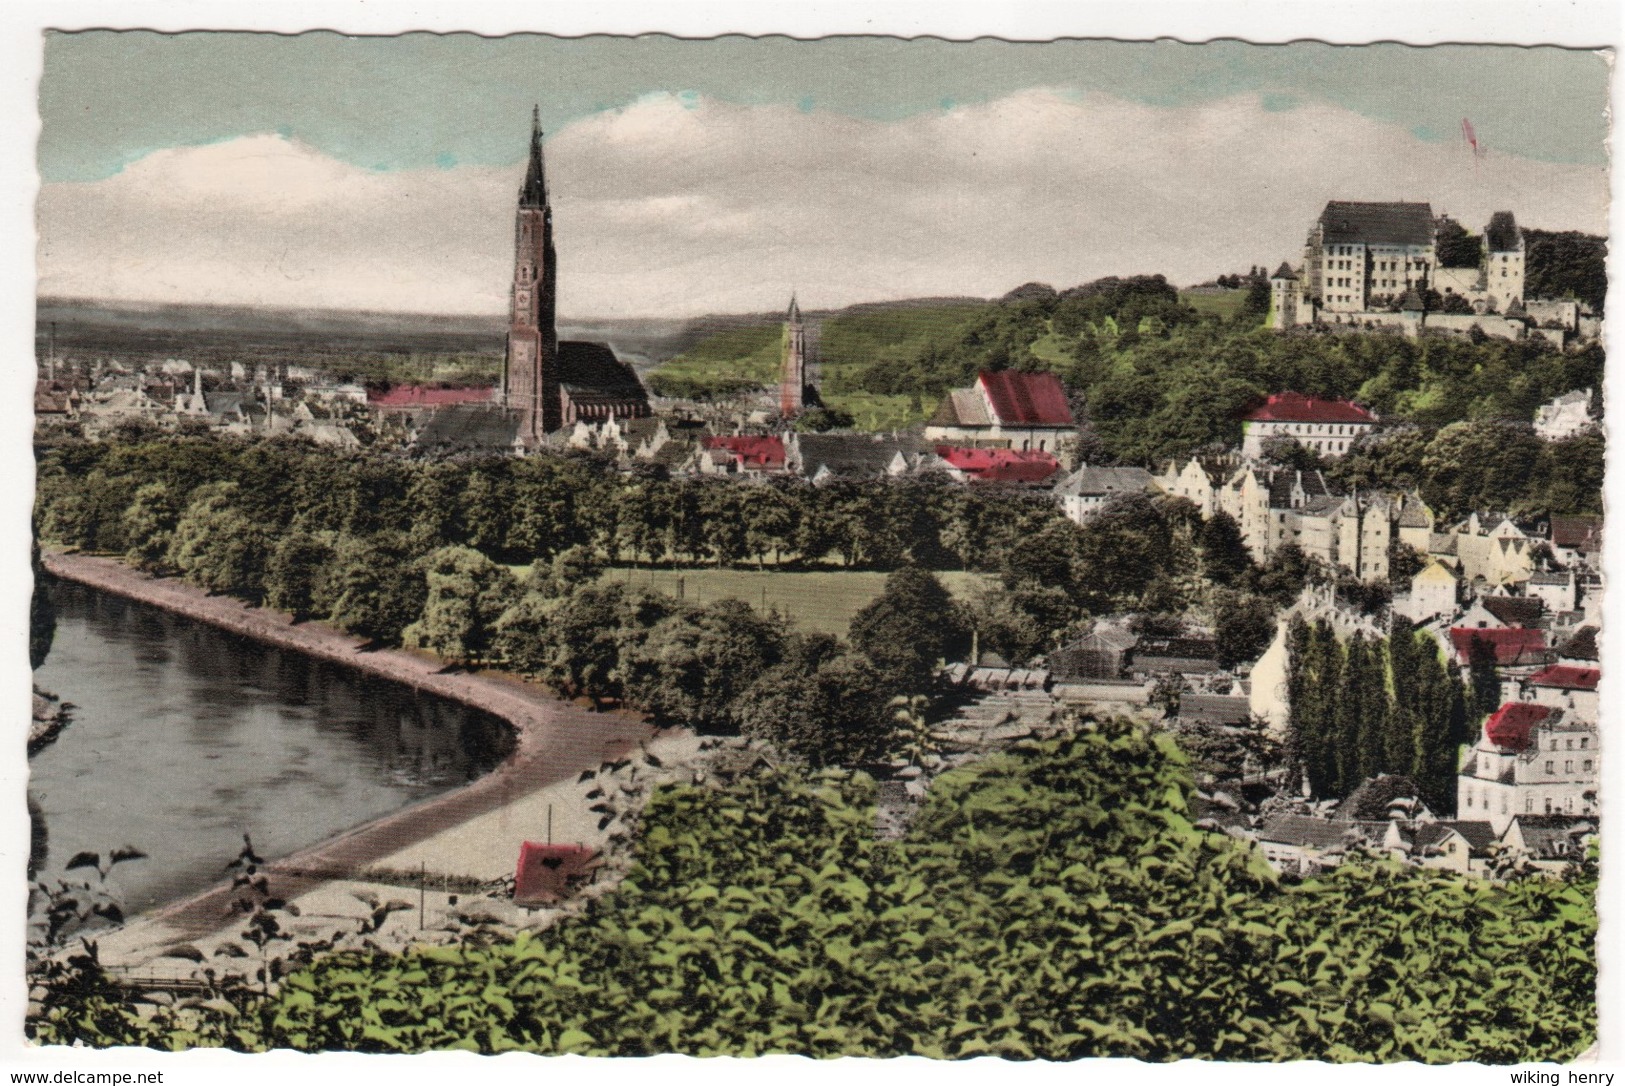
[1,3,1618,1082]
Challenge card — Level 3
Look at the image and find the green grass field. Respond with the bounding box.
[1179,290,1248,320]
[820,391,938,431]
[597,566,991,638]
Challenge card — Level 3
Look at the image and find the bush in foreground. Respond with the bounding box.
[31,721,1596,1061]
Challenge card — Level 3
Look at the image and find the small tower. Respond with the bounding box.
[780,295,809,417]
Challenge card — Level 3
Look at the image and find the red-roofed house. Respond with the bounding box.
[933,445,1060,485]
[699,435,787,475]
[1457,701,1597,832]
[1241,392,1377,460]
[513,842,598,907]
[1524,664,1600,721]
[1448,627,1549,668]
[370,385,495,412]
[925,370,1075,455]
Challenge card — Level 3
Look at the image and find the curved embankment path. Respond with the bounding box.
[41,552,655,944]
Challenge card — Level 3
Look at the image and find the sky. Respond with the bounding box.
[35,33,1613,319]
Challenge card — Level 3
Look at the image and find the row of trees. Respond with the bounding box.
[36,431,1069,573]
[41,431,1328,677]
[1285,616,1471,810]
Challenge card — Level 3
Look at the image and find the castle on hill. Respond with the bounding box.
[1269,201,1596,347]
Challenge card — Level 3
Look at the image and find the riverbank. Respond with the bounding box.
[38,552,659,957]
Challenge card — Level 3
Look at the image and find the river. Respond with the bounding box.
[29,579,515,914]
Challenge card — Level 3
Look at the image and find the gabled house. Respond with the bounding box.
[1053,464,1154,522]
[1395,559,1461,624]
[1549,515,1602,568]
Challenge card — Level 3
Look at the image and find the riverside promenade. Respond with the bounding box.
[40,552,658,969]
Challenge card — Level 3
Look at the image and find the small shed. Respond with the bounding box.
[513,842,598,907]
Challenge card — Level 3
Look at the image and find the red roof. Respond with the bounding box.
[369,385,494,408]
[1526,664,1599,691]
[935,445,1060,484]
[1550,515,1601,550]
[701,435,785,469]
[977,371,1074,427]
[513,842,597,907]
[1243,391,1376,425]
[1484,702,1556,752]
[1449,627,1549,667]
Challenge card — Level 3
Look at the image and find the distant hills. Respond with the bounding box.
[35,295,995,379]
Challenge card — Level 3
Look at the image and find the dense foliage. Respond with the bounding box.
[31,722,1596,1061]
[1522,229,1607,314]
[1286,617,1471,810]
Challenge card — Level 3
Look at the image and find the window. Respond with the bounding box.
[1545,798,1553,814]
[1546,760,1555,773]
[1526,796,1534,812]
[1447,843,1457,854]
[1567,739,1574,750]
[1581,737,1589,750]
[1565,760,1573,773]
[1583,760,1593,772]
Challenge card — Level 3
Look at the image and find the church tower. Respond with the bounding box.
[779,295,808,417]
[503,107,560,443]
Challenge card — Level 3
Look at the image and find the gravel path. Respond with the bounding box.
[40,552,655,942]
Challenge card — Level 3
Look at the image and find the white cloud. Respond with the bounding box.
[37,90,1609,319]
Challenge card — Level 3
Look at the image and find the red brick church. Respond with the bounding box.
[503,108,649,446]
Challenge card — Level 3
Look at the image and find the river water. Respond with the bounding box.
[29,579,515,914]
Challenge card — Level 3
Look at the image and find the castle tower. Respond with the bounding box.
[780,295,807,417]
[1483,211,1525,314]
[503,106,560,444]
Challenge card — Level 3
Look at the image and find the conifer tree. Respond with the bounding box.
[1467,634,1503,718]
[1412,639,1469,813]
[1384,618,1421,773]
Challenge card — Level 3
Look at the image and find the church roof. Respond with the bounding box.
[410,403,523,455]
[557,342,649,406]
[1271,262,1298,281]
[977,370,1074,427]
[1318,201,1434,247]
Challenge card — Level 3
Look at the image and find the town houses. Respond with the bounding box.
[32,182,1605,889]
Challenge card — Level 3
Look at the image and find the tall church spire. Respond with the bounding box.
[520,104,548,207]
